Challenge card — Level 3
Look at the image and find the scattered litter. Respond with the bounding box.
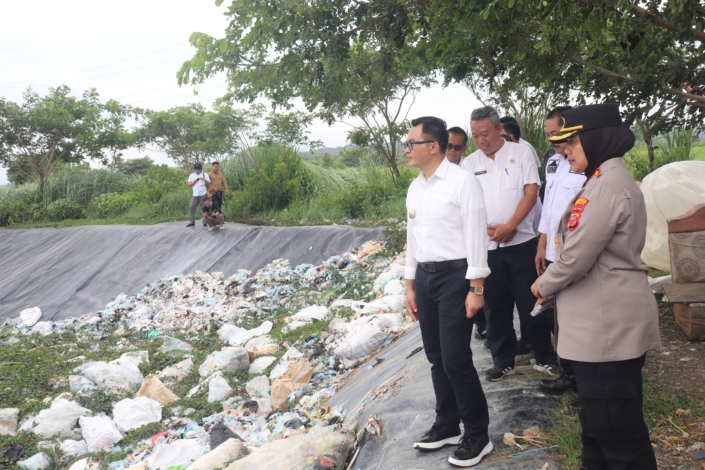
[20,307,42,327]
[503,432,516,446]
[0,408,19,436]
[113,396,162,432]
[208,375,233,403]
[3,443,25,464]
[79,415,123,452]
[33,399,90,438]
[16,452,50,470]
[137,374,180,406]
[406,347,423,359]
[186,438,248,470]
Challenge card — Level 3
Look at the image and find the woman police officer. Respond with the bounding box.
[531,104,661,469]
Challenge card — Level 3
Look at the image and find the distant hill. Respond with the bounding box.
[314,145,353,154]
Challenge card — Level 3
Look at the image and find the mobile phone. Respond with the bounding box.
[530,295,555,317]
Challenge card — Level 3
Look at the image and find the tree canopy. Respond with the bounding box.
[0,86,106,193]
[178,0,704,143]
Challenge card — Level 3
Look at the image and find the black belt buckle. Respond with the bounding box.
[423,262,437,272]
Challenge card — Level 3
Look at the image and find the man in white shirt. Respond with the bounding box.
[446,127,468,165]
[404,116,493,466]
[535,106,586,395]
[447,126,488,341]
[462,107,557,381]
[187,163,211,227]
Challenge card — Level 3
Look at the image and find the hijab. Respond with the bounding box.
[578,124,635,178]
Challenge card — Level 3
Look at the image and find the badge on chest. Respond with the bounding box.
[567,197,589,231]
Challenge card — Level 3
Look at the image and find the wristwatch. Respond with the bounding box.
[470,286,484,295]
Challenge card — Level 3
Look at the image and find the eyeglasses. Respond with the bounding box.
[446,144,465,152]
[403,140,435,150]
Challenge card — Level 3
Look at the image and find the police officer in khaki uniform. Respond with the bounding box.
[531,104,661,469]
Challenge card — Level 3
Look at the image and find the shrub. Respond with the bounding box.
[159,189,192,218]
[46,198,86,222]
[0,200,45,227]
[338,166,415,218]
[93,192,139,218]
[134,165,186,202]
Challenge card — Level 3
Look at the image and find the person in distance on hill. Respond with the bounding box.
[499,116,540,167]
[202,199,225,231]
[447,126,488,341]
[207,161,229,210]
[534,106,585,395]
[404,116,493,466]
[187,163,210,227]
[462,106,558,381]
[532,103,661,469]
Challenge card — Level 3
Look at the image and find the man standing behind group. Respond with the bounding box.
[535,106,586,394]
[405,117,493,466]
[447,126,488,340]
[208,161,229,210]
[187,163,210,227]
[462,107,557,381]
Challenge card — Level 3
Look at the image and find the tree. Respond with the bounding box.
[117,156,156,176]
[177,5,433,178]
[178,0,703,167]
[0,86,105,196]
[134,103,260,171]
[94,100,137,172]
[258,111,323,153]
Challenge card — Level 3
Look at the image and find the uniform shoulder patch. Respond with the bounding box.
[567,197,589,231]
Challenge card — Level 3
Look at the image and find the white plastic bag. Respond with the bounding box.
[290,306,329,322]
[641,161,705,270]
[75,361,144,391]
[20,307,42,327]
[147,439,207,469]
[112,397,162,432]
[79,415,123,452]
[17,452,50,470]
[59,439,87,457]
[186,438,247,470]
[198,347,250,377]
[334,322,387,360]
[0,408,19,435]
[224,426,354,470]
[33,399,90,438]
[207,375,233,403]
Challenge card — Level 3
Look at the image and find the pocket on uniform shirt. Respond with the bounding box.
[427,193,453,219]
[506,167,522,189]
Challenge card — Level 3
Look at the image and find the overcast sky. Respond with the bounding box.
[0,0,482,185]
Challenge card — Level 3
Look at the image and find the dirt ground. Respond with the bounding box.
[644,300,705,469]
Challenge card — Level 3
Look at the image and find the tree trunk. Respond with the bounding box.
[388,140,400,179]
[636,118,655,169]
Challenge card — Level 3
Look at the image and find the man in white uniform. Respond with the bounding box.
[462,107,557,381]
[534,106,586,395]
[404,116,493,466]
[187,163,210,227]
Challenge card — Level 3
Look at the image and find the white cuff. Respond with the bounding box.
[466,267,491,280]
[405,266,417,280]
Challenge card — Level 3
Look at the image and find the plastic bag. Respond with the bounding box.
[69,376,96,394]
[248,356,276,374]
[161,337,194,353]
[186,438,247,470]
[269,347,304,379]
[0,408,19,435]
[113,397,162,432]
[20,307,42,327]
[290,306,329,323]
[207,376,233,403]
[147,439,207,469]
[198,348,250,377]
[227,321,274,347]
[641,161,705,270]
[75,361,144,392]
[224,425,355,470]
[334,322,387,360]
[208,422,244,449]
[137,375,179,406]
[33,399,90,438]
[79,415,123,452]
[59,439,87,457]
[245,376,270,398]
[16,452,50,470]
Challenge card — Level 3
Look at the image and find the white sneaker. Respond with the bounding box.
[534,363,559,375]
[208,227,216,232]
[219,225,224,230]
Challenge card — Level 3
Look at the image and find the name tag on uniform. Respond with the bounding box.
[474,171,487,175]
[547,161,559,174]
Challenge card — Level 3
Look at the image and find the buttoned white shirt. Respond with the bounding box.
[461,141,539,250]
[188,172,211,197]
[538,153,586,261]
[405,158,490,280]
[519,138,540,167]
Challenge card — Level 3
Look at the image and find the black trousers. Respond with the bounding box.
[474,306,486,332]
[572,355,656,470]
[485,238,557,368]
[211,190,224,209]
[416,264,490,436]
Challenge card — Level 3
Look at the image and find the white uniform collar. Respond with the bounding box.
[417,157,452,183]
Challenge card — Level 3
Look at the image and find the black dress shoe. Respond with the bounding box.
[539,374,578,394]
[186,223,195,227]
[474,327,487,340]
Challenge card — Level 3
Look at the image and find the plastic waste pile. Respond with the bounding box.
[0,239,411,470]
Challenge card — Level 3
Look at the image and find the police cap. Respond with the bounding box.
[549,103,623,142]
